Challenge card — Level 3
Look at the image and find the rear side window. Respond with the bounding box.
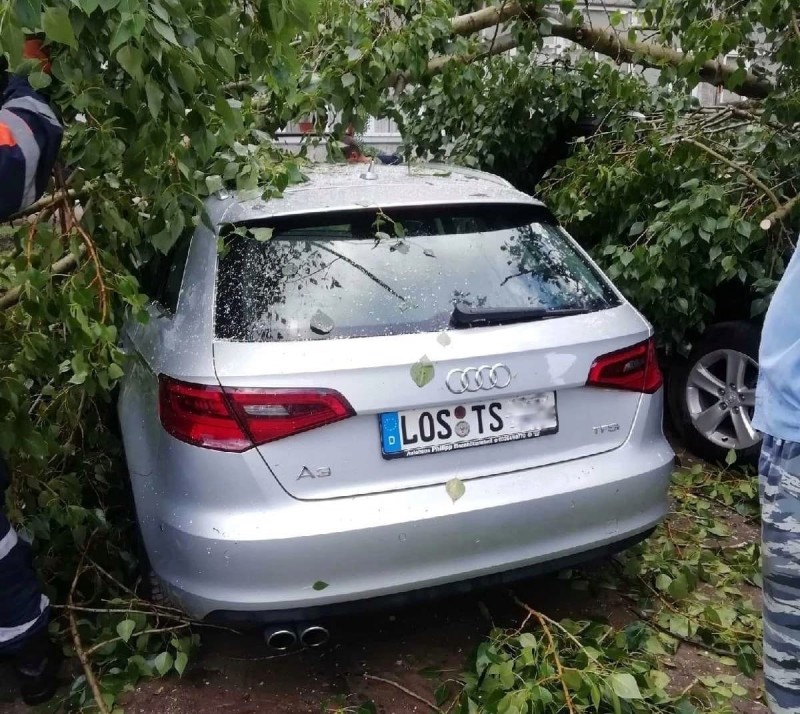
[137,236,191,314]
[215,204,619,342]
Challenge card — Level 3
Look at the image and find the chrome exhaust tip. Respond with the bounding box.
[299,625,329,648]
[264,628,297,651]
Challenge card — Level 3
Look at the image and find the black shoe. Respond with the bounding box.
[14,629,61,706]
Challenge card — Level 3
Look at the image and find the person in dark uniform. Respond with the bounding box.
[0,38,64,706]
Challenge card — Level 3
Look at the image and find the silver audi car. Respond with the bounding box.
[118,163,673,640]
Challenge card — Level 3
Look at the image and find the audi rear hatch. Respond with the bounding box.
[205,204,656,500]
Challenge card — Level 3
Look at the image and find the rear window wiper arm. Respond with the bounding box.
[451,304,591,328]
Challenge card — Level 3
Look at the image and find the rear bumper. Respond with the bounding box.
[207,528,655,625]
[140,394,673,620]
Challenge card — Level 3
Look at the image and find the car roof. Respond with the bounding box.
[210,162,542,225]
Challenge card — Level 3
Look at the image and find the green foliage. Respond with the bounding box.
[0,0,790,707]
[542,110,797,351]
[617,465,762,673]
[398,53,677,194]
[447,464,762,714]
[1,0,322,708]
[457,620,674,714]
[400,0,800,351]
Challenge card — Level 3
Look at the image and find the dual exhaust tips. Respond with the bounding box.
[265,624,329,651]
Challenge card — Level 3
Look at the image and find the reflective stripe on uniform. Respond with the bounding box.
[0,527,18,560]
[0,108,40,208]
[0,594,49,645]
[2,96,62,129]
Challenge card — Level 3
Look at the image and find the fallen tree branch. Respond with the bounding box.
[549,20,773,99]
[431,1,775,99]
[86,623,190,657]
[684,138,782,210]
[55,168,109,321]
[68,538,110,714]
[0,251,80,310]
[625,606,745,659]
[8,189,83,222]
[763,193,800,226]
[450,0,523,35]
[363,674,442,713]
[513,595,601,663]
[518,603,576,714]
[424,33,518,76]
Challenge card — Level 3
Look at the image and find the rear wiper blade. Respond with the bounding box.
[451,304,591,328]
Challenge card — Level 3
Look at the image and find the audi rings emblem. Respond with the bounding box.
[446,364,513,394]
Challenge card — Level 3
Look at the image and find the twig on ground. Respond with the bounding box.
[55,604,185,618]
[512,595,601,664]
[90,559,183,614]
[518,602,576,714]
[625,606,742,659]
[68,536,111,714]
[636,575,754,639]
[86,623,191,657]
[363,674,442,713]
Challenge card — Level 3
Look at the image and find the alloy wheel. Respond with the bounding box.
[685,348,760,451]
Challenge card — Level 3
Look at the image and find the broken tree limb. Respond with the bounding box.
[685,138,782,210]
[426,1,775,100]
[0,251,80,311]
[8,189,84,222]
[425,33,519,76]
[548,20,774,99]
[449,0,523,36]
[763,193,800,226]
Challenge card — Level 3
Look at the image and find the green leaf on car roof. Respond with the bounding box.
[312,580,329,591]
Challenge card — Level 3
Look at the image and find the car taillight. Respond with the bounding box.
[586,338,663,394]
[159,376,354,452]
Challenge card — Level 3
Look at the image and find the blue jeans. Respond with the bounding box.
[761,434,800,713]
[0,457,49,654]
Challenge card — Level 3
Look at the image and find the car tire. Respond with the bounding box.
[130,514,177,609]
[668,321,762,465]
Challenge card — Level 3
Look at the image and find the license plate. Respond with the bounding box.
[379,392,558,459]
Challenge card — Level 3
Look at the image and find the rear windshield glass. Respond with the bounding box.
[215,204,619,342]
